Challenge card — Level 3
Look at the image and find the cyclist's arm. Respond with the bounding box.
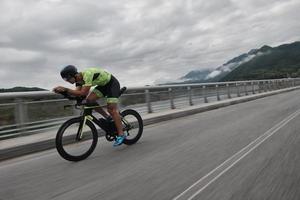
[67,86,90,97]
[66,71,94,96]
[75,85,82,91]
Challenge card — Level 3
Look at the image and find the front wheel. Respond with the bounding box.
[56,117,98,161]
[121,109,143,145]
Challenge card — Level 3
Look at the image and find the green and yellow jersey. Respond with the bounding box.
[81,68,112,87]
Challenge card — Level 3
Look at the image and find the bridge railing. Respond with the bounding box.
[1,78,300,139]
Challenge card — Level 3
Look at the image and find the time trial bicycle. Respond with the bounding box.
[56,87,143,161]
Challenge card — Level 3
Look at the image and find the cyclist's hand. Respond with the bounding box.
[53,86,67,94]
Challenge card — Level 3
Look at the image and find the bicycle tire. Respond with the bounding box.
[56,117,98,161]
[121,109,143,145]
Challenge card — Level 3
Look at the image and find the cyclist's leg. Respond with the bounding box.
[104,76,123,136]
[87,88,110,118]
[107,102,123,136]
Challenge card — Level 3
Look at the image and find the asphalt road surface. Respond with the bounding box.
[1,89,300,200]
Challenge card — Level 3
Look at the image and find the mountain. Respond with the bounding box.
[181,41,300,83]
[181,46,269,82]
[206,45,273,82]
[0,87,47,93]
[221,41,300,81]
[180,69,211,82]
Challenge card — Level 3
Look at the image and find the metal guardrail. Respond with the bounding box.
[1,78,300,139]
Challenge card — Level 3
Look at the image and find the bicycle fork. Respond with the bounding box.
[76,115,93,141]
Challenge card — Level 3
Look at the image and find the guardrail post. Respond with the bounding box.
[226,84,231,99]
[270,80,274,90]
[236,83,241,97]
[168,88,176,109]
[202,86,208,103]
[272,80,276,90]
[14,99,28,132]
[292,79,295,87]
[187,86,193,106]
[284,79,287,88]
[244,82,248,95]
[258,81,262,93]
[145,89,153,113]
[216,85,220,101]
[251,82,255,94]
[263,81,267,92]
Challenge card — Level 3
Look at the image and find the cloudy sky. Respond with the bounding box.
[0,0,300,89]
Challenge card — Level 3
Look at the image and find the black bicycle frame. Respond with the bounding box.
[76,106,114,140]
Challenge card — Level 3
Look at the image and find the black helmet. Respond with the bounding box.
[60,65,78,80]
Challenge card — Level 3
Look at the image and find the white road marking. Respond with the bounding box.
[173,108,300,200]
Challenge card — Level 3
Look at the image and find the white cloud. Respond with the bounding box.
[0,0,300,89]
[206,70,222,79]
[0,48,43,63]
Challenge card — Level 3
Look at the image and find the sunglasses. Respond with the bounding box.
[63,76,74,82]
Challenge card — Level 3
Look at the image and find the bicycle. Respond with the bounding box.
[55,87,143,161]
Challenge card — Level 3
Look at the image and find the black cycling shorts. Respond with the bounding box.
[92,75,120,103]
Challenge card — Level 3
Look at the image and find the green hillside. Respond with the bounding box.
[221,41,300,81]
[0,87,47,93]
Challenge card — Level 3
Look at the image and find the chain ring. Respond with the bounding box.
[105,133,116,142]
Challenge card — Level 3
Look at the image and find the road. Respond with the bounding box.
[1,89,300,200]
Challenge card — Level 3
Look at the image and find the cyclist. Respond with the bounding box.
[53,65,126,147]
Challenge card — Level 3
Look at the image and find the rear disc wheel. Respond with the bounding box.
[120,109,143,145]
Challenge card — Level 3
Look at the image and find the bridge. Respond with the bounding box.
[1,79,300,200]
